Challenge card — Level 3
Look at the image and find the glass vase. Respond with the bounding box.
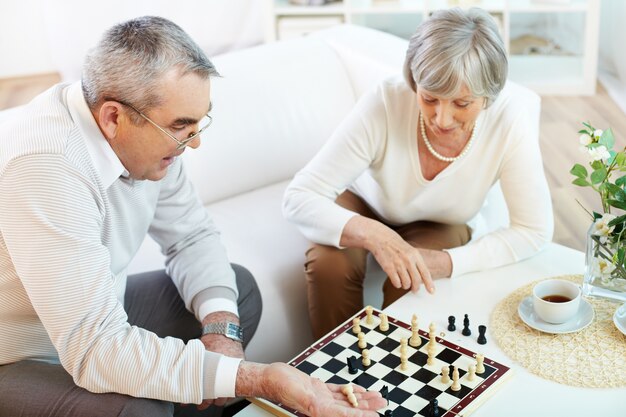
[582,223,626,302]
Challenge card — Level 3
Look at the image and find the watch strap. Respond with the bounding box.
[201,322,244,343]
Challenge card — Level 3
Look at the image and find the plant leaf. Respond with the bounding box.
[608,214,626,227]
[572,178,590,187]
[607,199,626,211]
[583,122,594,130]
[593,211,603,220]
[570,164,588,178]
[591,168,608,184]
[599,128,615,150]
[616,175,626,187]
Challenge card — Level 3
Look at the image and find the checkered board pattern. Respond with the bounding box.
[251,307,513,417]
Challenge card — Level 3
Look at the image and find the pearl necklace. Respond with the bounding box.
[419,112,477,163]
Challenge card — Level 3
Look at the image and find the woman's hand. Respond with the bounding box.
[341,216,437,293]
[238,362,387,417]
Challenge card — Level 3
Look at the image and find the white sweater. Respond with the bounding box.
[0,83,240,403]
[283,77,553,277]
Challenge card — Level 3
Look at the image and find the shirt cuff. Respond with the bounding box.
[202,352,242,399]
[192,287,239,322]
[445,246,474,278]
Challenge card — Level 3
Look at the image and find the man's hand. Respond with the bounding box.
[197,311,244,409]
[238,362,387,417]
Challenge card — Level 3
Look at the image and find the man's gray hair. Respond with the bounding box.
[82,16,219,118]
[403,8,507,107]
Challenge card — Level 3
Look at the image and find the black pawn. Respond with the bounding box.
[429,399,440,417]
[477,325,487,345]
[380,385,389,400]
[447,315,456,331]
[462,314,471,336]
[347,356,358,374]
[384,409,393,417]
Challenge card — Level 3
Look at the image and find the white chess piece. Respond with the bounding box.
[441,365,450,384]
[357,332,367,349]
[427,343,436,365]
[399,337,408,355]
[400,352,408,371]
[365,305,374,325]
[476,353,485,374]
[342,384,358,407]
[451,366,461,391]
[409,316,421,348]
[379,313,389,331]
[467,364,476,381]
[362,349,371,367]
[352,317,361,334]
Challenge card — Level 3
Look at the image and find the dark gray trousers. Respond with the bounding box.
[0,264,262,417]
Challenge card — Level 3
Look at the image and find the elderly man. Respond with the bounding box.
[0,16,384,417]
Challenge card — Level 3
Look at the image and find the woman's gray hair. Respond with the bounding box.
[403,8,507,107]
[82,16,219,120]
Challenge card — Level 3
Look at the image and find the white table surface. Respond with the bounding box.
[235,243,626,416]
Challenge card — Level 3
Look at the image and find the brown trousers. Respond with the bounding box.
[305,191,471,339]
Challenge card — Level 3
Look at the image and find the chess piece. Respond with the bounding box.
[362,349,371,367]
[476,353,485,374]
[357,332,367,349]
[477,325,487,345]
[427,343,436,365]
[347,356,358,374]
[467,364,476,381]
[380,385,389,400]
[429,399,441,417]
[399,337,408,355]
[400,351,408,371]
[410,315,421,347]
[342,384,358,407]
[352,317,361,334]
[384,410,393,417]
[447,315,456,331]
[462,314,471,336]
[451,366,461,391]
[365,305,374,324]
[441,365,450,384]
[379,313,389,331]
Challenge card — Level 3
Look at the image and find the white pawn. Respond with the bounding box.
[451,366,461,391]
[476,353,485,374]
[342,384,358,407]
[379,313,389,331]
[467,364,476,381]
[362,349,371,367]
[400,352,408,371]
[399,337,408,355]
[365,305,374,324]
[428,322,437,347]
[409,315,421,347]
[357,332,367,349]
[427,343,436,365]
[352,317,361,334]
[441,365,450,384]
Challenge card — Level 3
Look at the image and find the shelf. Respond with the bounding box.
[508,55,591,95]
[274,0,346,16]
[508,0,589,13]
[350,0,424,14]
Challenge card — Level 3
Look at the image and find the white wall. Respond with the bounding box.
[598,0,626,115]
[0,0,267,80]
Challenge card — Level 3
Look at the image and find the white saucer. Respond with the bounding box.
[518,296,594,334]
[614,303,626,336]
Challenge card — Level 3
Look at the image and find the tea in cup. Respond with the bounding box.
[532,279,581,324]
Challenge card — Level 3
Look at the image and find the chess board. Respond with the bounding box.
[251,307,513,417]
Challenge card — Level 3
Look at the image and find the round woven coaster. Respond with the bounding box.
[491,274,626,388]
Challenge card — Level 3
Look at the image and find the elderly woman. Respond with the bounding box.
[283,7,553,338]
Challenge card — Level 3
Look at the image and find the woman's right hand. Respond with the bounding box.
[340,216,435,294]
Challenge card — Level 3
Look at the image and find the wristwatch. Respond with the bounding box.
[201,322,244,343]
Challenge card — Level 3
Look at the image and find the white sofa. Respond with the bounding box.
[0,25,509,364]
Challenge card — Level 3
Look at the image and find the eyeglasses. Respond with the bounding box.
[117,100,212,150]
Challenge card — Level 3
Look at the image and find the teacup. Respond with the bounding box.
[532,279,581,324]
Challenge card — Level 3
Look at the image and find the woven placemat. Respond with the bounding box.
[490,274,626,388]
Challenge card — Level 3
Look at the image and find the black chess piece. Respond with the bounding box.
[462,313,471,336]
[429,399,440,417]
[347,356,358,374]
[447,315,456,331]
[380,385,389,400]
[384,409,393,417]
[477,325,487,345]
